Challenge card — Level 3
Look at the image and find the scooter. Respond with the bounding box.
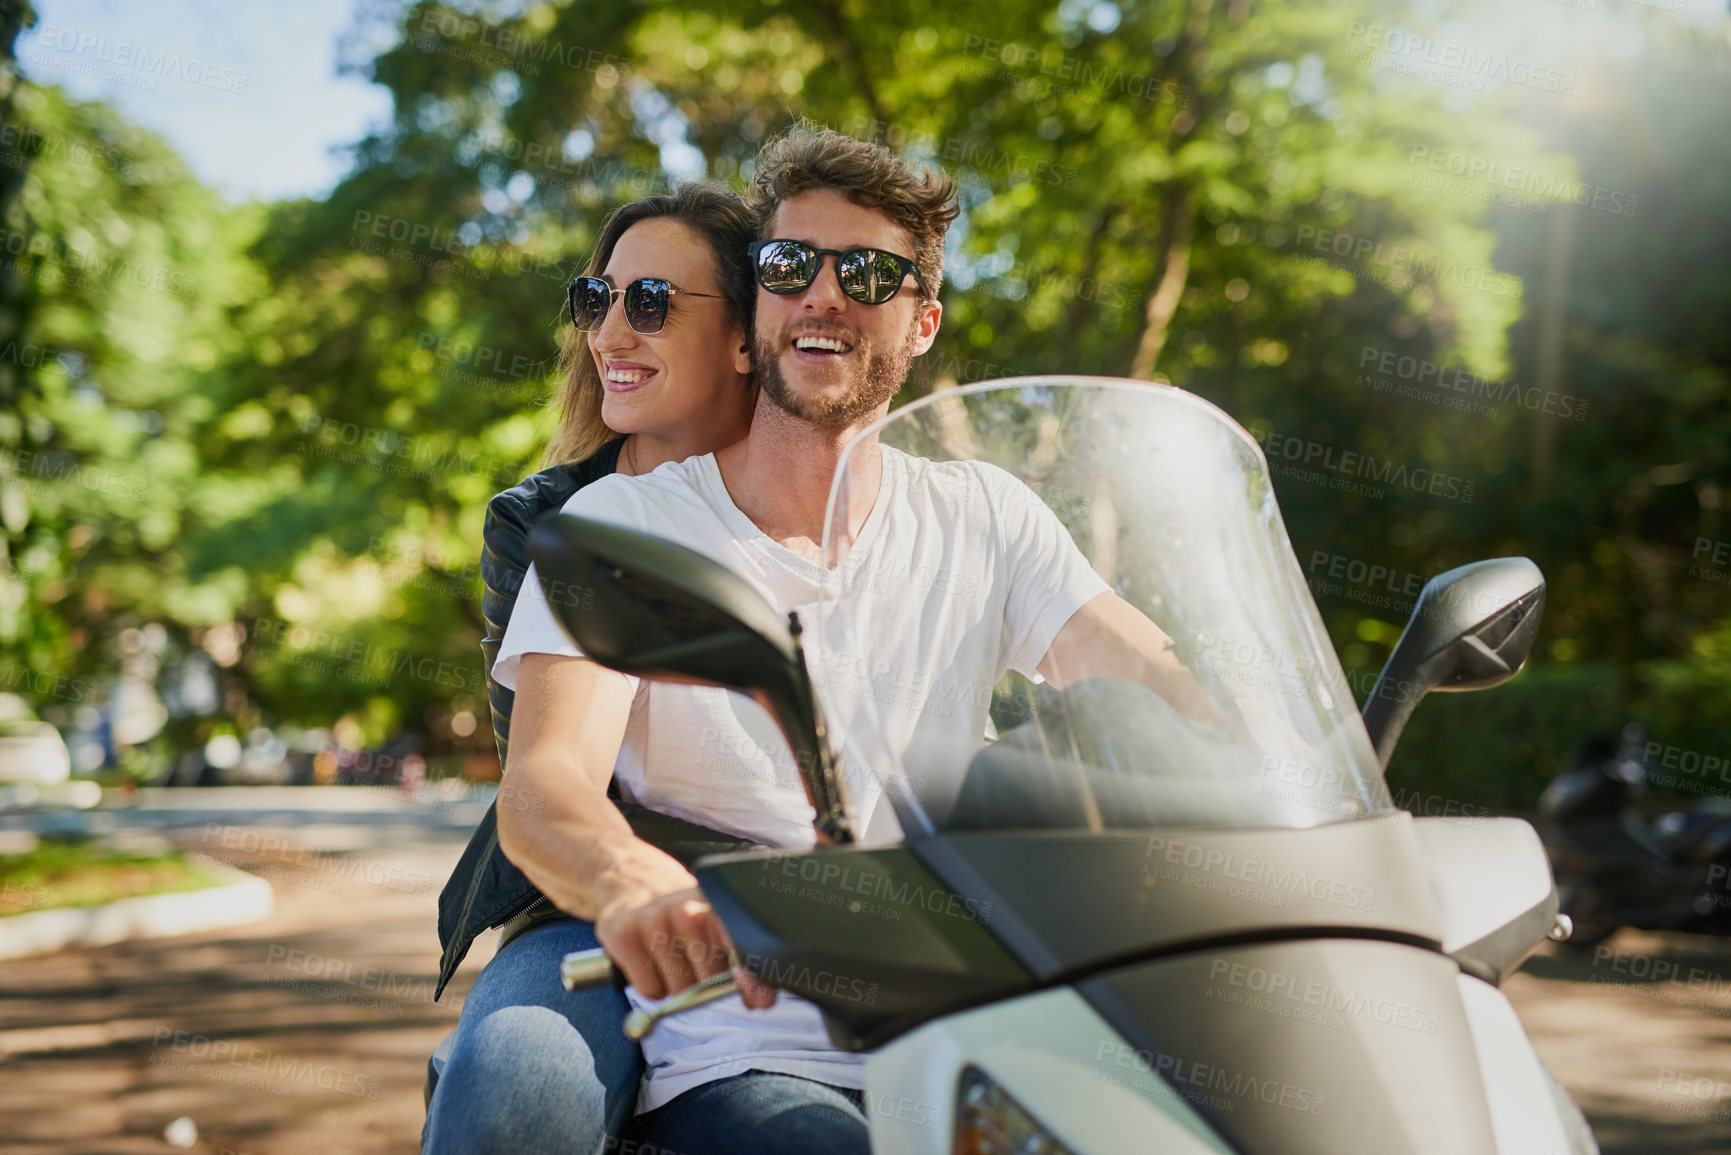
[1540,721,1731,946]
[539,377,1597,1154]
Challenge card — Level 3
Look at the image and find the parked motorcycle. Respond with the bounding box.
[538,377,1595,1154]
[1540,721,1731,946]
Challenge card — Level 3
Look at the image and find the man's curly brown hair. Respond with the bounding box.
[748,125,959,301]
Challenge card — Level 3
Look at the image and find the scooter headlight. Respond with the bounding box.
[952,1065,1076,1154]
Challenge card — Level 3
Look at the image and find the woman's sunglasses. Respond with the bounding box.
[567,276,726,334]
[748,239,929,305]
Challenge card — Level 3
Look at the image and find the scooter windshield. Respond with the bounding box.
[811,378,1393,842]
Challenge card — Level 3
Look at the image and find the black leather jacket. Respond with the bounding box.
[434,440,755,998]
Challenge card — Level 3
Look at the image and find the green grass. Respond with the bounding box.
[0,842,230,916]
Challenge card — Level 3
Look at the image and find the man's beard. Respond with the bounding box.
[753,317,918,431]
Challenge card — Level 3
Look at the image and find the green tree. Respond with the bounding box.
[0,77,256,762]
[6,0,1724,804]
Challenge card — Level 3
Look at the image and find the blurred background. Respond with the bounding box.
[0,0,1727,1152]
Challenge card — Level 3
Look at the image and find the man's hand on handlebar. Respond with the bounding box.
[595,887,776,1010]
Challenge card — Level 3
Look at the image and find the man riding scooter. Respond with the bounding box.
[425,126,1213,1154]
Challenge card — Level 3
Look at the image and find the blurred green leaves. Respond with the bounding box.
[0,0,1724,793]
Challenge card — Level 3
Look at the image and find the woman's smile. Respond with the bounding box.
[603,359,659,391]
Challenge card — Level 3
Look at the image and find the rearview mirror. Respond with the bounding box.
[1361,557,1545,771]
[528,514,856,843]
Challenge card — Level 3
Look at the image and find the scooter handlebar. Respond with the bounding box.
[622,970,740,1040]
[559,947,623,991]
[558,947,744,1040]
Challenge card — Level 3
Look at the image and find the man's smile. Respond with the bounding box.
[788,327,858,362]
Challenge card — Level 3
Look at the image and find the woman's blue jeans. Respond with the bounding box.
[422,917,641,1155]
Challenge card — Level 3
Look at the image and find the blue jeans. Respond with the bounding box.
[422,917,642,1155]
[626,1071,870,1155]
[422,919,872,1154]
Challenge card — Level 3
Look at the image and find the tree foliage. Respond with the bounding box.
[1,0,1727,798]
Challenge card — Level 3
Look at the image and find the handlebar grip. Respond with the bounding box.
[559,947,623,991]
[623,969,740,1040]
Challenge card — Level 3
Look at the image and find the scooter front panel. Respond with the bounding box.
[864,986,1235,1155]
[909,818,1445,980]
[1078,939,1496,1154]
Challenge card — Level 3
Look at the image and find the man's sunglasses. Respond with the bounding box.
[748,239,929,305]
[567,276,726,334]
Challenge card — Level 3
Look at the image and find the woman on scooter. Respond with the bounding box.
[423,181,758,1155]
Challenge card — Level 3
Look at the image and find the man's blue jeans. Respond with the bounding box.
[422,917,872,1154]
[631,1070,871,1155]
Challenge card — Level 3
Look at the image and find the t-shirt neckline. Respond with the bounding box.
[697,446,896,585]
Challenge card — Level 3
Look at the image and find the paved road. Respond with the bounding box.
[0,809,1727,1152]
[1507,932,1731,1153]
[0,785,497,839]
[0,826,492,1155]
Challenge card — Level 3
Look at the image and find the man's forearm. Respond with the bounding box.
[498,782,696,920]
[1042,592,1220,726]
[496,654,696,920]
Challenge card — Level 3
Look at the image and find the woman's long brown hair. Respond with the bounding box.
[542,182,757,467]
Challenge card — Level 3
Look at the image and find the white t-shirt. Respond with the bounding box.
[494,444,1109,1111]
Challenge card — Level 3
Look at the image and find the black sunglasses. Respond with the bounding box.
[567,276,726,334]
[748,239,929,305]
